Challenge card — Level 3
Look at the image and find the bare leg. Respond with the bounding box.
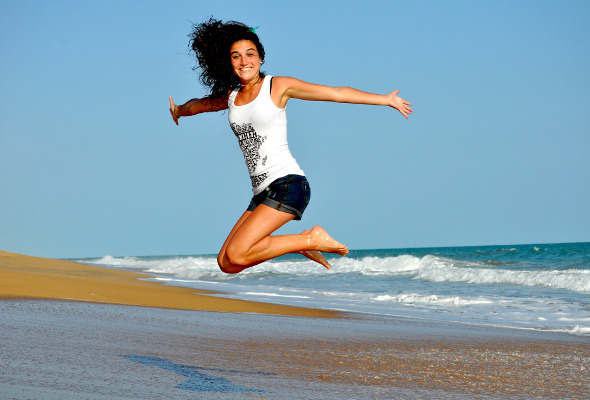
[218,205,348,274]
[217,210,253,274]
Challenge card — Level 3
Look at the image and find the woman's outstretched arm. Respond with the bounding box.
[271,77,413,118]
[169,96,228,125]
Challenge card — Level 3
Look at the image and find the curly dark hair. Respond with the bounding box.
[189,17,265,101]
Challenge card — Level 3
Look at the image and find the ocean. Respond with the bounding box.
[79,242,590,337]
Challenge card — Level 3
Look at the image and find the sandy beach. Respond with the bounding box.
[2,250,589,399]
[0,250,335,318]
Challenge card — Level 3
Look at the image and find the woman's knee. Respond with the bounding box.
[217,249,247,274]
[224,242,250,267]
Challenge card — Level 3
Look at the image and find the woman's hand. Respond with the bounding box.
[388,90,413,119]
[169,97,179,125]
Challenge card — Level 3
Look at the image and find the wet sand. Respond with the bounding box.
[1,251,589,399]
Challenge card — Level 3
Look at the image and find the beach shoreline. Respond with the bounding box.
[0,250,337,318]
[2,250,589,398]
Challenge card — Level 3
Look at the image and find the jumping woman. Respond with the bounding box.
[169,18,412,274]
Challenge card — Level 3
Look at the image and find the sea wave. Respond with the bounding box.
[413,255,590,293]
[371,293,494,306]
[332,255,422,275]
[83,253,590,293]
[570,325,590,335]
[84,255,220,279]
[329,255,590,293]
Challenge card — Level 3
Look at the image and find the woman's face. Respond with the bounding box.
[230,40,262,82]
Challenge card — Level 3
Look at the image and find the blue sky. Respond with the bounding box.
[1,0,589,258]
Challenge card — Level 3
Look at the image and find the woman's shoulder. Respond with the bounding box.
[268,76,300,92]
[268,76,306,108]
[270,75,295,84]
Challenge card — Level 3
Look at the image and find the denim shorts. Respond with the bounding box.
[247,175,311,220]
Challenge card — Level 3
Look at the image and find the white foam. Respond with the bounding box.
[89,255,143,267]
[413,255,590,293]
[86,254,590,293]
[325,255,423,277]
[570,325,590,335]
[241,292,310,299]
[86,255,222,279]
[372,293,494,306]
[324,255,590,293]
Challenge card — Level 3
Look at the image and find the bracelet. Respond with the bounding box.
[173,105,179,119]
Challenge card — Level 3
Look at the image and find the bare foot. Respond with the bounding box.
[300,250,331,269]
[308,226,349,256]
[298,230,331,269]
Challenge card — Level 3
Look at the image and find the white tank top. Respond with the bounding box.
[228,75,304,195]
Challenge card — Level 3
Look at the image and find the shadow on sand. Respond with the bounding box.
[121,354,272,393]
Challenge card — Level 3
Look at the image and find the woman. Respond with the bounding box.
[169,18,412,274]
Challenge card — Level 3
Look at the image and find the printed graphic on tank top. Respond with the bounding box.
[229,122,268,188]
